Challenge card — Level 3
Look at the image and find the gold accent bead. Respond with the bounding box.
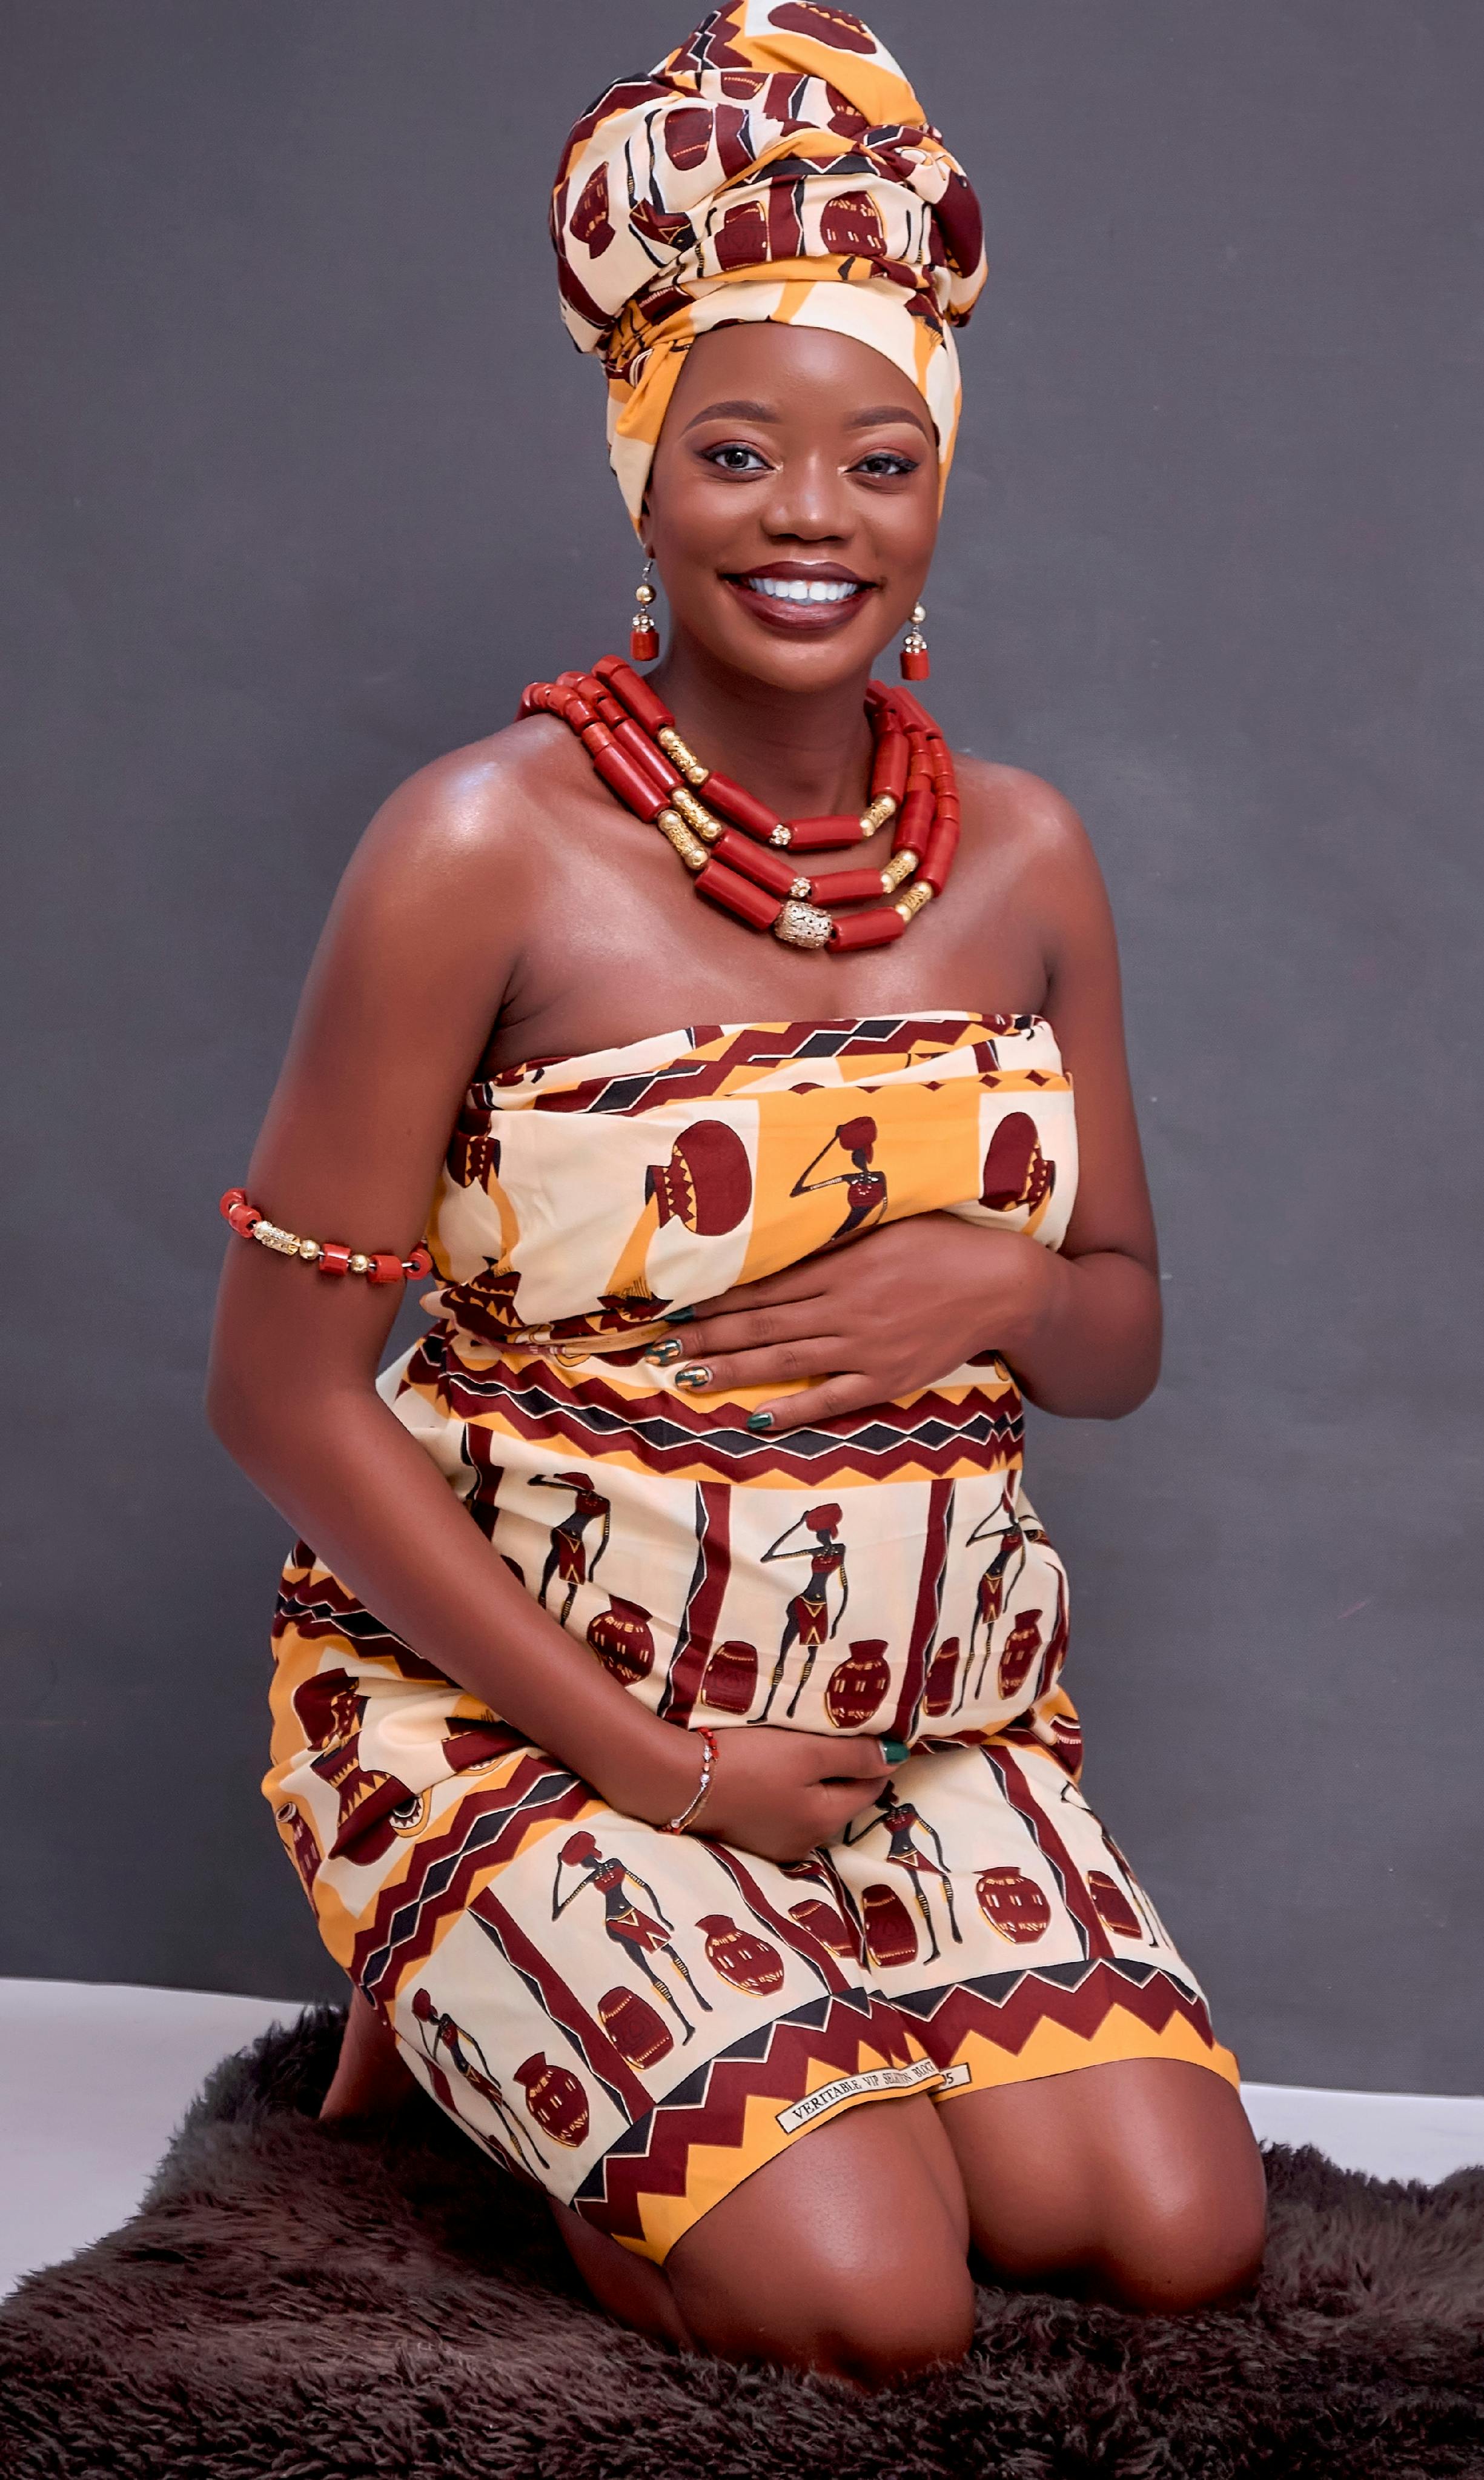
[671,785,723,843]
[774,899,833,950]
[860,793,897,834]
[769,823,793,848]
[789,874,812,900]
[880,849,918,893]
[656,808,708,872]
[348,1252,371,1276]
[893,883,935,924]
[634,582,655,606]
[297,1237,322,1261]
[256,1221,299,1257]
[657,726,709,786]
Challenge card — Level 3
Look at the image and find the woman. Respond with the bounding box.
[209,5,1266,2386]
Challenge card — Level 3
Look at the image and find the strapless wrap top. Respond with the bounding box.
[362,1012,1082,1757]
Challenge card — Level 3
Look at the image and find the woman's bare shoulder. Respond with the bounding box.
[953,753,1106,907]
[350,714,588,887]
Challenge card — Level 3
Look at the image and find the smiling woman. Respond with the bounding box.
[651,332,935,669]
[208,2,1265,2388]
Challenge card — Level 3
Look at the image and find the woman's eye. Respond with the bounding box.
[852,451,919,480]
[703,442,772,474]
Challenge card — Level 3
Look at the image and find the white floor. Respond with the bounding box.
[2,1977,1482,2301]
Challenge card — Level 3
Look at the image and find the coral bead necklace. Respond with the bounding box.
[518,656,959,952]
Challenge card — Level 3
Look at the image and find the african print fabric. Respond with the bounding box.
[265,1015,1237,2263]
[551,5,987,522]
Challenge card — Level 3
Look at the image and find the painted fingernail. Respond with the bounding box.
[674,1364,712,1391]
[647,1338,685,1364]
[662,1306,696,1325]
[880,1737,912,1766]
[746,1410,773,1433]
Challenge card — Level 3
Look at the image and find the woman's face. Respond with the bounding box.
[644,322,939,695]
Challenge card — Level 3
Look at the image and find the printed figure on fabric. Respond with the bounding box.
[534,1471,612,1626]
[844,1785,964,1964]
[760,1502,850,1719]
[790,1115,888,1242]
[409,1986,549,2172]
[554,1829,714,2042]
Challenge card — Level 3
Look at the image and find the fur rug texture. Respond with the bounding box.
[2,2007,1482,2479]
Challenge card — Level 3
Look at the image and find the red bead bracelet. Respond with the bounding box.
[219,1190,432,1285]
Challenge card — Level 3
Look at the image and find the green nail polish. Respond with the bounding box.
[663,1305,696,1325]
[675,1364,712,1390]
[880,1738,912,1767]
[648,1338,684,1364]
[746,1410,773,1433]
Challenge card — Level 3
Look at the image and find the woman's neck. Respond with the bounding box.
[649,631,876,822]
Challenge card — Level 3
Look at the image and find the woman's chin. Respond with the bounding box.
[691,600,892,688]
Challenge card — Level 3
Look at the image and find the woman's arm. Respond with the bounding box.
[209,735,890,1860]
[208,735,701,1825]
[655,780,1162,1427]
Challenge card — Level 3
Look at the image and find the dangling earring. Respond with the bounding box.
[630,558,659,663]
[899,602,929,681]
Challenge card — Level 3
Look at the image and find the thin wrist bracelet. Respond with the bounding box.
[661,1725,719,1835]
[219,1189,432,1285]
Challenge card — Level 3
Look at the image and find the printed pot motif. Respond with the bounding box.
[700,1639,758,1715]
[514,2052,591,2147]
[787,1896,858,1958]
[586,1596,655,1683]
[861,1881,918,1969]
[976,1865,1053,1943]
[1088,1870,1142,1939]
[824,1638,891,1729]
[598,1985,675,2072]
[996,1609,1043,1701]
[697,1913,786,1996]
[922,1635,961,1717]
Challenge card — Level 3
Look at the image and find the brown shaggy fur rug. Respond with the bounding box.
[1,2007,1481,2479]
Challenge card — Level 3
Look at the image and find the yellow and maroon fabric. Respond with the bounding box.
[551,4,988,522]
[264,1015,1237,2264]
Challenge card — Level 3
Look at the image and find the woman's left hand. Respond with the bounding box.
[655,1214,1061,1434]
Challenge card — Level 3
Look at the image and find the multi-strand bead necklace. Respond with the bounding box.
[519,656,959,952]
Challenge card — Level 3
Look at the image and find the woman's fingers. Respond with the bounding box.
[746,1373,885,1434]
[678,1265,833,1324]
[812,1734,894,1780]
[654,1294,836,1369]
[664,1341,851,1401]
[815,1777,890,1839]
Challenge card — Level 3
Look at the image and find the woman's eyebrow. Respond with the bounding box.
[682,397,781,429]
[846,402,933,440]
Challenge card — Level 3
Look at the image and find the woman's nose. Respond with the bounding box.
[761,453,852,542]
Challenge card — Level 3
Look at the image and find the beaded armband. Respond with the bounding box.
[219,1189,432,1285]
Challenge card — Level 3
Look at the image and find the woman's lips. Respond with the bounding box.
[722,569,878,633]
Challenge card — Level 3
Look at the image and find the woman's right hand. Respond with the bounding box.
[676,1726,892,1864]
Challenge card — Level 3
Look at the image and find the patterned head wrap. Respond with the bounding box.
[551,3,987,528]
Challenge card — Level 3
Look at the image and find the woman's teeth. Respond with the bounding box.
[744,575,862,603]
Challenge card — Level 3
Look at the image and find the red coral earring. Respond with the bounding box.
[899,602,929,681]
[629,559,660,663]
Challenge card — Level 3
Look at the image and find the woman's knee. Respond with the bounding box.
[1095,2154,1268,2312]
[677,2246,975,2384]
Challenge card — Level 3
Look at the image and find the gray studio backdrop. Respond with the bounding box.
[3,1,1480,2093]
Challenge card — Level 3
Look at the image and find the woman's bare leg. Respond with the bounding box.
[319,1986,416,2120]
[552,2093,975,2384]
[938,2058,1267,2312]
